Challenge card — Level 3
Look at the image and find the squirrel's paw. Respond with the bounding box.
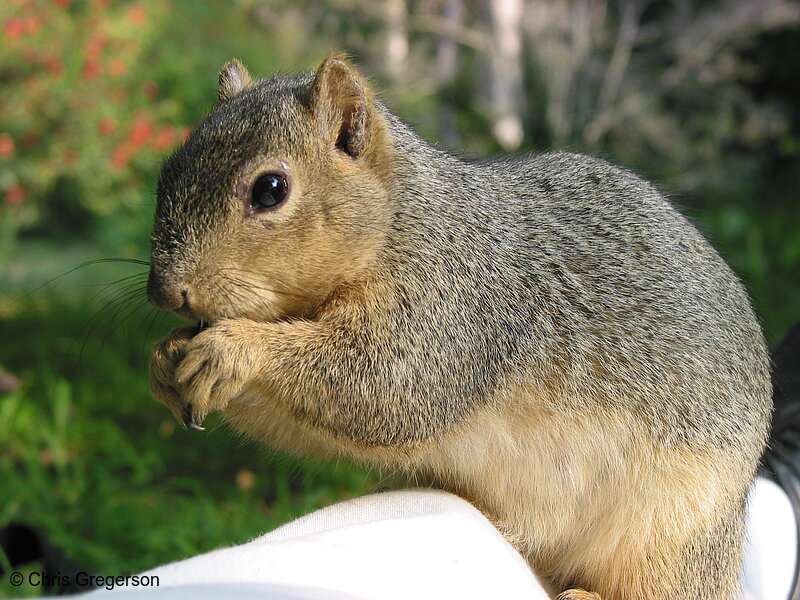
[556,590,602,600]
[173,319,257,428]
[150,325,197,424]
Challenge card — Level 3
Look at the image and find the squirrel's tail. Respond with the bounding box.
[761,322,800,600]
[764,322,800,464]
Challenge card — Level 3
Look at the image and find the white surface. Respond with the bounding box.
[40,477,794,600]
[91,489,548,600]
[741,477,797,600]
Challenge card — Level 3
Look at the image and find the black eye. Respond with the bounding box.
[251,173,288,210]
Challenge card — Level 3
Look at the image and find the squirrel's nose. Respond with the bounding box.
[147,268,186,312]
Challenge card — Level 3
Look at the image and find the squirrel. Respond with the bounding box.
[147,56,772,600]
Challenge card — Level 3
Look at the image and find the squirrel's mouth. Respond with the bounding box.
[171,299,211,334]
[174,304,200,321]
[164,279,310,325]
[172,299,280,326]
[171,288,224,324]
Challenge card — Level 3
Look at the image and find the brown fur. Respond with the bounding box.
[147,57,772,599]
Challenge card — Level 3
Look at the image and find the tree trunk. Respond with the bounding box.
[488,0,525,150]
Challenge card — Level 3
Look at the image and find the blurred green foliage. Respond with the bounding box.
[0,1,380,593]
[0,0,799,592]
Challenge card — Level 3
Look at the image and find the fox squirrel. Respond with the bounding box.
[147,56,772,600]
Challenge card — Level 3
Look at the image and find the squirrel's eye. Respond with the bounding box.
[251,173,288,210]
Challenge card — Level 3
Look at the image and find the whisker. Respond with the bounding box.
[101,286,151,338]
[76,282,149,363]
[139,305,169,361]
[220,267,308,300]
[82,275,147,312]
[12,257,150,306]
[83,272,149,289]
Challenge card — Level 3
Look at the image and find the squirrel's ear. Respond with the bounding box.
[309,56,374,159]
[218,59,253,103]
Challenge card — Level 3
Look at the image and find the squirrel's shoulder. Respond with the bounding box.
[470,150,686,236]
[477,151,657,196]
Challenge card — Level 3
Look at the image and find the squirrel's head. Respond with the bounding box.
[147,56,393,323]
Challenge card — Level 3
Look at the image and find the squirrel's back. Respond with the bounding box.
[377,124,770,456]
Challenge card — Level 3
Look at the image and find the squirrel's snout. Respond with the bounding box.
[147,268,187,313]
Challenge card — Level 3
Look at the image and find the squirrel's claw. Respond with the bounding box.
[182,403,206,431]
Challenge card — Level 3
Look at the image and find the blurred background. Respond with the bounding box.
[1,0,799,595]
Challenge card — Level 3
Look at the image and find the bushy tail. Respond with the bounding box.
[764,323,800,462]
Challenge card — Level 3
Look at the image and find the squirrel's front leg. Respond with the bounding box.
[150,324,198,425]
[169,317,344,434]
[169,318,270,427]
[165,308,464,451]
